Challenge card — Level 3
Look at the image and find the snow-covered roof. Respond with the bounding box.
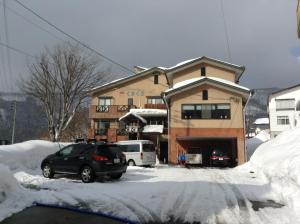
[90,56,245,93]
[119,111,147,123]
[143,125,164,133]
[253,118,269,125]
[164,77,250,93]
[129,109,167,117]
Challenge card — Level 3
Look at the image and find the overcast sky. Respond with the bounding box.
[0,0,299,92]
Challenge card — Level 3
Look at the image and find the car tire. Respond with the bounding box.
[42,164,54,178]
[109,173,122,180]
[81,166,94,183]
[128,160,136,166]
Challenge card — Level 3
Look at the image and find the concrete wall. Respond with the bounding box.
[172,63,236,85]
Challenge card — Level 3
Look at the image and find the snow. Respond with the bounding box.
[0,140,68,171]
[253,118,269,125]
[142,125,164,133]
[165,77,250,93]
[129,108,167,116]
[246,130,270,160]
[119,111,147,123]
[245,127,300,221]
[1,137,300,223]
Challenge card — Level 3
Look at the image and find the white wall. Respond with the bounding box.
[268,86,300,137]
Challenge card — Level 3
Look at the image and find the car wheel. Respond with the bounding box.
[42,164,54,178]
[128,160,136,166]
[81,166,94,183]
[109,173,122,180]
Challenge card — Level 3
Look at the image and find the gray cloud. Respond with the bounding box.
[0,0,299,92]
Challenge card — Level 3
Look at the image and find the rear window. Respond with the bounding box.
[96,145,122,154]
[119,144,140,153]
[142,144,155,152]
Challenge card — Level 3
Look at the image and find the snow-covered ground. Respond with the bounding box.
[1,133,300,223]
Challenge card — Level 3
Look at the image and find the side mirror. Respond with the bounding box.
[55,151,61,156]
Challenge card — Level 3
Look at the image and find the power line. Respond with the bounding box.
[13,0,134,74]
[0,41,35,58]
[0,1,65,42]
[220,0,232,62]
[3,0,14,92]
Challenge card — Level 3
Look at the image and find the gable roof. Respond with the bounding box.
[270,84,300,96]
[163,77,250,102]
[90,56,245,94]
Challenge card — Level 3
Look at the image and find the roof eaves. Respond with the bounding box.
[270,84,300,96]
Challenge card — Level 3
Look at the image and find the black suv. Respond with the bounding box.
[41,143,127,183]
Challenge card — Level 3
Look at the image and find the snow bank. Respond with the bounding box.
[0,164,32,222]
[246,130,270,160]
[0,140,67,171]
[248,128,300,216]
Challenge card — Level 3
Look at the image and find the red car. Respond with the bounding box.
[210,149,231,167]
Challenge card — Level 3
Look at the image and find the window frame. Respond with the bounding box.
[154,75,159,84]
[275,98,295,111]
[98,97,112,106]
[201,67,206,76]
[181,103,231,120]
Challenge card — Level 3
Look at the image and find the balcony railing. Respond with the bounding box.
[144,104,166,109]
[95,105,137,113]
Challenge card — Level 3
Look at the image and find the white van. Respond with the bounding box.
[116,140,156,166]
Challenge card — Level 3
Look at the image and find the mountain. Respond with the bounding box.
[0,93,48,143]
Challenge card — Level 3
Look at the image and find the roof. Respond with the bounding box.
[119,112,147,124]
[270,84,300,96]
[163,77,250,101]
[143,125,164,133]
[253,118,269,125]
[129,109,167,117]
[90,56,245,94]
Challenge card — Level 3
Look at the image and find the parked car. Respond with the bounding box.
[116,140,156,166]
[41,143,127,183]
[210,149,231,167]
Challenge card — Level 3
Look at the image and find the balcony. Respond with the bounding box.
[89,105,137,119]
[144,104,167,109]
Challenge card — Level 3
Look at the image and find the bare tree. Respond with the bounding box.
[23,43,106,142]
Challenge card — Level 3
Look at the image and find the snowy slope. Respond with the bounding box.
[246,130,270,160]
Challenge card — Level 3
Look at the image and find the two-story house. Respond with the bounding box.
[88,57,250,166]
[268,84,300,138]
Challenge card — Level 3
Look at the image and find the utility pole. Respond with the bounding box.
[11,100,16,144]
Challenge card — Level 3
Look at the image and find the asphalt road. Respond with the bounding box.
[1,206,128,224]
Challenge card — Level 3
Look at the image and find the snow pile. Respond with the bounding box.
[0,140,67,171]
[249,128,300,215]
[0,164,32,222]
[246,130,270,160]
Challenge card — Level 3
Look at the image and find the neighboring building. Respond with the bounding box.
[268,84,300,138]
[88,57,250,166]
[297,0,300,38]
[253,117,269,135]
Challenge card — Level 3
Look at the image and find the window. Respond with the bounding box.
[95,120,110,135]
[154,75,159,84]
[297,101,300,111]
[201,67,206,76]
[276,99,295,111]
[202,90,208,100]
[182,104,230,119]
[143,144,155,152]
[147,97,164,104]
[277,116,289,125]
[128,98,133,106]
[120,144,140,152]
[98,97,112,106]
[59,146,74,156]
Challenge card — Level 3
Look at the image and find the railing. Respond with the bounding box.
[95,105,137,113]
[144,104,166,109]
[116,129,128,136]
